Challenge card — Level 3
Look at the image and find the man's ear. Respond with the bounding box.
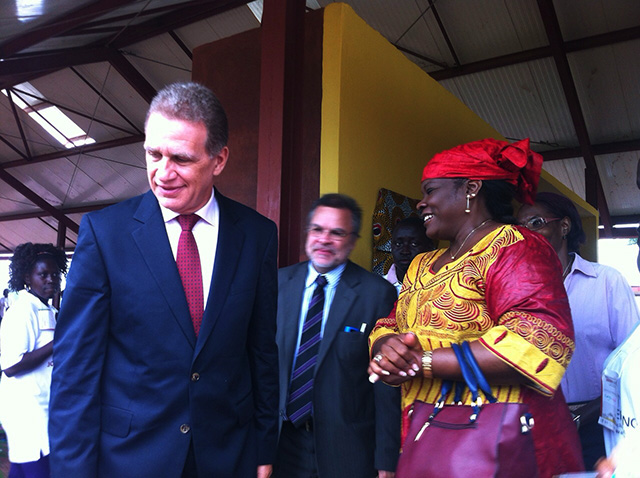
[211,146,229,177]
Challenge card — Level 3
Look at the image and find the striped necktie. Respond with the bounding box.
[286,274,327,427]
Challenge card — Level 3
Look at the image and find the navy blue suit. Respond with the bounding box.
[49,189,279,477]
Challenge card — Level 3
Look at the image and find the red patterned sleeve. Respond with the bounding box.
[480,227,575,396]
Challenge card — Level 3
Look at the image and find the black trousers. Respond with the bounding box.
[579,418,606,471]
[273,420,318,478]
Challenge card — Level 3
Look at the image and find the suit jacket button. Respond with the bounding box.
[180,424,190,434]
[191,373,200,382]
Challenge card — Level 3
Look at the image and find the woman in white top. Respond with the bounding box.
[0,243,67,478]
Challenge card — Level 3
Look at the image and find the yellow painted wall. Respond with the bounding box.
[320,3,598,266]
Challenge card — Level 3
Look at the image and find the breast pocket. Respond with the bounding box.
[37,309,56,331]
[336,330,368,364]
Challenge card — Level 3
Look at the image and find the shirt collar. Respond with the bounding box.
[567,252,597,278]
[158,188,219,226]
[305,261,347,288]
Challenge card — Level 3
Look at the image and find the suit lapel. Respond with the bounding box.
[132,191,196,347]
[278,263,307,382]
[195,191,244,355]
[316,261,358,372]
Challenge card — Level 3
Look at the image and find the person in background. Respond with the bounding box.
[384,217,435,294]
[0,289,9,322]
[517,192,640,470]
[368,138,583,478]
[0,243,68,478]
[274,194,400,478]
[595,161,640,477]
[595,324,640,478]
[49,82,279,478]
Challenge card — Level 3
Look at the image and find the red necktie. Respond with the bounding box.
[177,214,204,335]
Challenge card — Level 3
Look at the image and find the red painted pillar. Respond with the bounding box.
[256,0,306,266]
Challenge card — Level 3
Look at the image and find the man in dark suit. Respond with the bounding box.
[49,83,278,478]
[273,194,400,478]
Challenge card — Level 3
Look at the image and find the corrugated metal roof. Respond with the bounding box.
[1,0,640,252]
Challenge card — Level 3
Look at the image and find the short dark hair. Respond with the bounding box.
[393,216,425,234]
[534,192,586,253]
[145,82,228,157]
[307,194,362,236]
[9,243,68,292]
[393,216,435,249]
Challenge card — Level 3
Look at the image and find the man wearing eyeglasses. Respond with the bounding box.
[273,193,400,478]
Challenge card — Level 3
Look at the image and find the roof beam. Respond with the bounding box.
[0,169,79,233]
[542,138,640,161]
[0,47,114,87]
[10,87,137,135]
[536,0,612,236]
[0,0,132,58]
[609,214,640,225]
[0,133,28,160]
[598,227,638,239]
[70,67,143,134]
[0,2,250,90]
[0,203,113,222]
[2,135,144,169]
[428,0,460,66]
[169,31,193,60]
[430,25,640,81]
[430,46,552,80]
[106,0,250,49]
[395,46,448,69]
[6,89,32,158]
[107,51,156,103]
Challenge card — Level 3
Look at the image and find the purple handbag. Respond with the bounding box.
[396,342,539,478]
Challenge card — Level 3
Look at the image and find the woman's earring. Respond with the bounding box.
[465,193,475,214]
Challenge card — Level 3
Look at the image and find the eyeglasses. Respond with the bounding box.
[519,216,561,231]
[307,225,356,241]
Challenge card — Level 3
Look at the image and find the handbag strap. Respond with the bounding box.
[414,342,491,441]
[451,343,482,422]
[461,341,497,403]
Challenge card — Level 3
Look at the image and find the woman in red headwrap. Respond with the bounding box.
[368,138,584,477]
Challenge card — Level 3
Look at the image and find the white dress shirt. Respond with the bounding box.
[292,262,347,357]
[159,189,220,308]
[561,253,640,403]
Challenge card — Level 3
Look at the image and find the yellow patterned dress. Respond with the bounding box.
[369,225,583,477]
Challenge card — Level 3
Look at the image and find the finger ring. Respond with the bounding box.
[373,354,383,363]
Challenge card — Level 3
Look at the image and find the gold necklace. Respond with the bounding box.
[449,219,493,260]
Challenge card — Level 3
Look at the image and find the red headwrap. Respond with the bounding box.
[421,138,542,205]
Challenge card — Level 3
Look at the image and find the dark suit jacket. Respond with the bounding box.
[49,189,279,478]
[276,260,400,477]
